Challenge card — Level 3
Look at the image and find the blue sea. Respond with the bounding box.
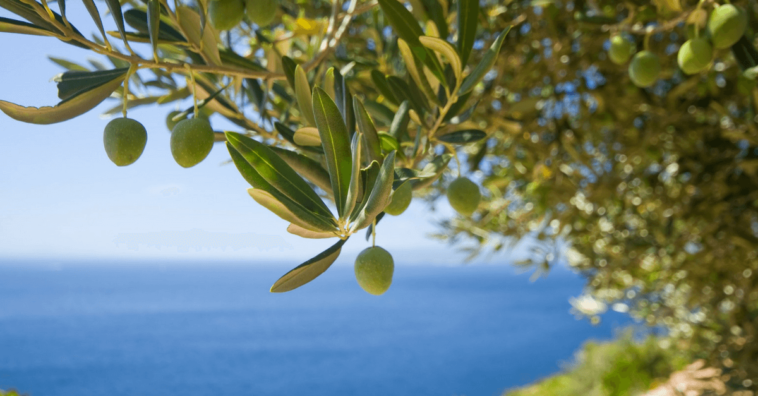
[0,263,630,396]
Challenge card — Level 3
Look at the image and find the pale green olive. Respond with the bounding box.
[354,246,394,296]
[103,117,147,166]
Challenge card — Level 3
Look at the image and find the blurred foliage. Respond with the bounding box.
[503,332,695,396]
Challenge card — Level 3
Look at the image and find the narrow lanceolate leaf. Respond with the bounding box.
[370,70,398,105]
[227,143,337,232]
[287,223,336,239]
[456,0,479,65]
[323,67,336,101]
[82,0,108,44]
[123,9,186,42]
[0,0,87,47]
[413,154,452,190]
[293,127,321,146]
[294,65,316,127]
[58,0,66,22]
[389,100,411,140]
[269,147,332,195]
[437,129,487,144]
[312,87,353,217]
[103,0,132,52]
[420,36,462,82]
[147,0,160,60]
[353,98,383,164]
[0,16,55,36]
[377,0,445,83]
[351,151,396,232]
[49,57,89,72]
[459,27,510,95]
[55,67,129,100]
[270,238,347,293]
[0,69,126,124]
[225,132,335,220]
[281,56,297,90]
[248,189,329,232]
[333,69,355,136]
[343,133,363,221]
[177,6,221,65]
[350,160,380,222]
[387,76,428,115]
[398,38,438,104]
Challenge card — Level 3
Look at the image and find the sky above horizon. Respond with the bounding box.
[0,4,528,267]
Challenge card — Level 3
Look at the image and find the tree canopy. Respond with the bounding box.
[0,0,756,390]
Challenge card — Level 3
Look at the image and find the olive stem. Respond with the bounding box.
[185,64,199,116]
[122,64,138,118]
[643,27,653,51]
[372,218,377,247]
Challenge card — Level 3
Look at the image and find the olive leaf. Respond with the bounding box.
[343,132,363,221]
[227,142,338,232]
[419,36,462,83]
[220,49,267,71]
[294,65,316,127]
[323,67,336,101]
[0,0,87,47]
[269,146,332,195]
[274,122,323,154]
[377,0,446,83]
[176,6,221,65]
[312,87,352,217]
[269,238,347,293]
[82,0,108,44]
[147,0,161,60]
[55,67,129,100]
[103,0,132,52]
[0,16,55,36]
[370,70,398,105]
[0,68,126,124]
[362,100,395,126]
[398,38,439,105]
[281,56,297,90]
[412,153,452,190]
[123,9,185,42]
[364,212,385,241]
[333,69,355,136]
[248,189,330,233]
[225,132,335,221]
[456,0,479,65]
[459,27,510,94]
[389,100,411,140]
[437,129,487,144]
[353,98,383,164]
[387,76,428,115]
[286,223,336,239]
[49,57,89,72]
[350,151,396,232]
[349,160,380,222]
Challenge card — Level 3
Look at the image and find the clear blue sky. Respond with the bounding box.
[0,3,515,266]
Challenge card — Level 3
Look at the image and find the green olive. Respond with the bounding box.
[446,177,481,216]
[354,246,394,296]
[208,0,245,31]
[384,182,412,216]
[678,38,713,75]
[170,118,214,168]
[608,35,635,65]
[628,51,660,88]
[708,4,747,49]
[103,117,147,167]
[246,0,277,26]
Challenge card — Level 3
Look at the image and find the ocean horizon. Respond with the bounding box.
[0,261,630,396]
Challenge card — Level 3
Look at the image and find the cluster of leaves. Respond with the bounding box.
[433,0,758,388]
[0,0,497,293]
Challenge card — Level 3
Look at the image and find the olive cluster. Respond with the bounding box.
[208,0,278,30]
[102,113,214,168]
[608,3,747,87]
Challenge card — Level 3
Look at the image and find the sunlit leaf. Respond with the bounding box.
[312,87,352,217]
[270,238,347,292]
[437,129,487,144]
[295,65,316,127]
[459,27,510,94]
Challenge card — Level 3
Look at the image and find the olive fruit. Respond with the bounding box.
[166,110,184,132]
[708,4,747,49]
[170,118,214,168]
[446,177,481,216]
[628,51,660,88]
[384,182,412,216]
[677,38,713,75]
[246,0,277,26]
[208,0,245,31]
[608,35,635,65]
[354,246,394,296]
[103,117,147,166]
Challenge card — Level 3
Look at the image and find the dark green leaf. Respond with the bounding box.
[387,76,427,115]
[377,0,445,83]
[103,0,132,51]
[281,56,297,91]
[227,143,337,232]
[220,49,267,71]
[0,68,126,124]
[82,0,107,43]
[421,0,448,38]
[456,0,479,65]
[389,100,411,140]
[269,146,332,194]
[362,100,394,126]
[443,91,473,122]
[459,27,510,94]
[351,151,396,231]
[226,132,336,221]
[370,70,398,105]
[147,0,160,60]
[0,16,54,36]
[312,88,353,217]
[0,0,87,47]
[123,8,186,42]
[55,67,129,100]
[334,69,355,136]
[437,129,487,144]
[270,238,347,293]
[354,98,383,164]
[344,133,363,220]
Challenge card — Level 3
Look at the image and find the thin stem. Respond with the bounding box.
[122,64,138,118]
[372,218,377,247]
[185,64,199,116]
